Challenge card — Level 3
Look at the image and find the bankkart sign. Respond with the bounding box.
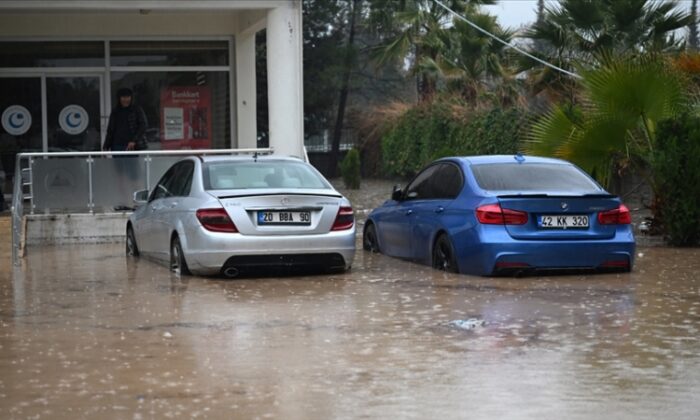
[1,105,32,136]
[160,86,212,149]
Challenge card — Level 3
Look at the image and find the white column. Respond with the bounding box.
[235,32,257,149]
[266,1,304,158]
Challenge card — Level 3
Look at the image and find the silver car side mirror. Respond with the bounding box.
[133,189,149,205]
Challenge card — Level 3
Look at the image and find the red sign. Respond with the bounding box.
[160,86,212,149]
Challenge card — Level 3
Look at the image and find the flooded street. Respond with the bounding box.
[1,181,699,419]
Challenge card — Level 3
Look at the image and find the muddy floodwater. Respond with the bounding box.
[1,180,699,419]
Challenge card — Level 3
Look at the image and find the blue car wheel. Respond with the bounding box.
[363,222,380,253]
[432,233,458,273]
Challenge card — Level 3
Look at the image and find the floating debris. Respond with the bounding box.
[448,318,485,330]
[639,221,651,234]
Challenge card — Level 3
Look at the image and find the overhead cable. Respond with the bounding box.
[432,0,583,79]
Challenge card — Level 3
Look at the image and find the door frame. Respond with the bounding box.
[45,73,105,151]
[0,73,42,153]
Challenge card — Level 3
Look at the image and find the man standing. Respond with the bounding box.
[0,176,5,212]
[103,87,147,152]
[103,88,148,211]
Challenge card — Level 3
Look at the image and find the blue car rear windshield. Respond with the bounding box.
[470,163,601,193]
[204,160,331,190]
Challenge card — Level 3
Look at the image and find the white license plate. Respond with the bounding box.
[258,211,311,225]
[538,215,589,229]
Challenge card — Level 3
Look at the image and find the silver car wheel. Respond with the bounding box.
[170,236,190,275]
[126,226,139,257]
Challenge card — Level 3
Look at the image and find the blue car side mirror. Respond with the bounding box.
[391,185,403,201]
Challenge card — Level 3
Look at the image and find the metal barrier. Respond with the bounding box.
[10,148,273,265]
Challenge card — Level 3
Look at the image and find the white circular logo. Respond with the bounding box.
[59,105,89,135]
[1,105,32,136]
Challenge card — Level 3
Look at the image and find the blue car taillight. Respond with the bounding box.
[476,204,528,225]
[598,205,632,225]
[196,208,239,233]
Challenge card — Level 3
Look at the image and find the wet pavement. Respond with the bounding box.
[1,180,699,419]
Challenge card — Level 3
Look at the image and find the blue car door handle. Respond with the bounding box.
[405,209,413,216]
[435,206,444,213]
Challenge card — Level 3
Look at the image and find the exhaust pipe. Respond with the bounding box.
[223,267,239,278]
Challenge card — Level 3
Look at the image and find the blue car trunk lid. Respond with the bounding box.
[497,194,620,240]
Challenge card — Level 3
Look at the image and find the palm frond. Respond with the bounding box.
[526,105,583,157]
[371,31,412,68]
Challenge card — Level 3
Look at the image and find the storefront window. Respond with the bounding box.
[110,41,228,67]
[0,39,233,157]
[47,76,102,152]
[0,41,104,67]
[111,71,230,150]
[0,77,42,185]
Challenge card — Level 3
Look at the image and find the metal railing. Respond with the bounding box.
[11,148,273,265]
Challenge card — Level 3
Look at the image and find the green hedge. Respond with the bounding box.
[340,148,361,189]
[653,115,700,246]
[381,103,528,177]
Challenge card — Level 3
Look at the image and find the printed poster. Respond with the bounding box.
[160,86,212,149]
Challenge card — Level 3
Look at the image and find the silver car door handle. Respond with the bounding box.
[435,206,444,213]
[169,202,178,208]
[405,209,413,216]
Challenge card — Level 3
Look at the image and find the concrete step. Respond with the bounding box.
[24,213,129,245]
[0,216,10,238]
[0,216,11,260]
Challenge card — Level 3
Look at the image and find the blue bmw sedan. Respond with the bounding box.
[363,155,635,276]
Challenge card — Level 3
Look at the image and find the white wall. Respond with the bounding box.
[0,2,305,158]
[0,12,240,37]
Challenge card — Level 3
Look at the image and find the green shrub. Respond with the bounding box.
[653,115,700,246]
[381,103,527,177]
[340,148,361,189]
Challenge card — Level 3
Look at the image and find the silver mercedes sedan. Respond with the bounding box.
[126,155,356,277]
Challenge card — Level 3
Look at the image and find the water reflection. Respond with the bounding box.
[0,189,699,418]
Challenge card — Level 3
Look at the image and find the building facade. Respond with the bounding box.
[0,0,304,190]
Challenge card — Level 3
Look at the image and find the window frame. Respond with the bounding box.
[404,164,441,201]
[150,164,176,202]
[434,162,464,200]
[167,160,195,197]
[0,36,235,152]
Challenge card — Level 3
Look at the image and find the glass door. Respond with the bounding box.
[0,77,42,192]
[46,75,103,152]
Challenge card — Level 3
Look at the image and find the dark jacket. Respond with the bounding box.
[103,105,148,151]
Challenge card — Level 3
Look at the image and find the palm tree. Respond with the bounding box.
[690,0,699,51]
[522,0,691,98]
[434,13,517,107]
[526,54,689,186]
[371,0,496,102]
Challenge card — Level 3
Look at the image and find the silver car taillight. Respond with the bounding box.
[331,206,354,231]
[196,208,239,233]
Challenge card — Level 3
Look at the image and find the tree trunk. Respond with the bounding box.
[691,0,699,51]
[330,0,361,178]
[533,0,546,52]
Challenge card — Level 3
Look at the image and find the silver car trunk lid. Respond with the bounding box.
[213,190,344,235]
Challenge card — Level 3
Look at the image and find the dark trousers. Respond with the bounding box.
[0,181,5,212]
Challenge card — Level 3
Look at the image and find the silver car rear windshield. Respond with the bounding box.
[471,163,601,193]
[203,160,331,190]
